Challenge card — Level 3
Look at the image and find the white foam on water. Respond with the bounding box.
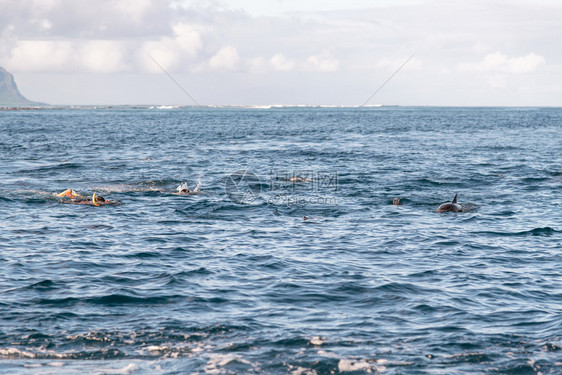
[317,350,339,359]
[12,189,52,196]
[192,177,202,193]
[204,353,253,374]
[143,345,170,356]
[312,352,388,374]
[288,365,317,375]
[94,363,139,375]
[319,350,385,372]
[309,336,326,346]
[338,359,386,373]
[204,353,237,374]
[136,343,209,359]
[92,183,163,193]
[47,362,65,367]
[24,363,43,368]
[0,347,38,359]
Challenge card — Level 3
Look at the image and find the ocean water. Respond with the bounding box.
[0,106,561,374]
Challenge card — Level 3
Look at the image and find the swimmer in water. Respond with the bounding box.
[54,189,119,206]
[173,181,201,195]
[54,189,84,198]
[173,182,192,195]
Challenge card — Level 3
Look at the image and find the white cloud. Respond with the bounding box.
[138,39,181,73]
[487,75,507,89]
[509,53,546,74]
[114,0,152,23]
[1,0,561,105]
[30,0,61,13]
[1,24,15,40]
[371,56,422,71]
[32,18,53,31]
[6,40,72,71]
[80,40,128,73]
[269,53,295,71]
[6,39,130,73]
[136,22,205,73]
[209,46,240,71]
[247,56,267,73]
[306,54,339,72]
[458,52,545,74]
[172,22,203,56]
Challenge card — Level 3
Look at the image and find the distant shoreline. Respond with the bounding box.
[1,104,560,111]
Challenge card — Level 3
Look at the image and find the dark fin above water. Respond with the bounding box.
[452,194,458,204]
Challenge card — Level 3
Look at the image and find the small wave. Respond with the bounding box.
[89,294,182,306]
[475,227,557,237]
[0,347,126,360]
[414,178,461,186]
[23,279,57,291]
[83,224,114,230]
[376,281,434,295]
[521,227,557,236]
[519,177,550,184]
[19,162,83,173]
[92,181,167,193]
[123,251,161,259]
[36,294,182,307]
[21,197,51,205]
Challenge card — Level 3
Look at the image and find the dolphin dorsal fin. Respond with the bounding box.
[452,194,458,204]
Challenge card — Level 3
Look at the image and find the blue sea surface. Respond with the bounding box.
[0,106,561,374]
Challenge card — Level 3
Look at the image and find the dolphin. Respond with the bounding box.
[436,193,462,213]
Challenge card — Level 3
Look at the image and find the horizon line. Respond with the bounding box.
[1,104,561,110]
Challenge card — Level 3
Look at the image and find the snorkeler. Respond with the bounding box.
[54,189,119,206]
[176,182,191,194]
[173,181,201,195]
[54,189,84,198]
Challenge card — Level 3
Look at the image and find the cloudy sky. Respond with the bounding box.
[1,0,560,106]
